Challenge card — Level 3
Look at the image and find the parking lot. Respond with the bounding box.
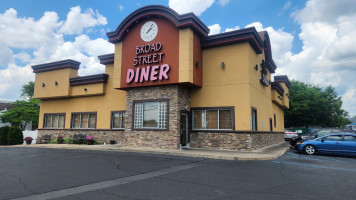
[1,147,356,200]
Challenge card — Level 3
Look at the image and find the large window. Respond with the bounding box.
[71,112,96,129]
[133,100,168,129]
[111,111,125,129]
[192,108,233,130]
[44,113,65,128]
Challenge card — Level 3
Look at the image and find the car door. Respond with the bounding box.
[316,135,343,154]
[340,135,356,155]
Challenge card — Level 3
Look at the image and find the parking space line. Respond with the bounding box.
[272,161,356,172]
[286,152,349,163]
[12,162,202,200]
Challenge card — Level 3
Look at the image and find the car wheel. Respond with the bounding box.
[304,145,317,155]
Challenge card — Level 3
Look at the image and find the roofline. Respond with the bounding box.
[70,74,109,86]
[107,5,209,43]
[274,75,291,88]
[31,59,80,73]
[98,53,115,65]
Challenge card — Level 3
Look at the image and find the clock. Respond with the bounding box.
[140,21,158,42]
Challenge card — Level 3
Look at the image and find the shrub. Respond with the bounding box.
[0,126,11,145]
[7,126,23,145]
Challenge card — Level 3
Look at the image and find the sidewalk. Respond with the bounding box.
[6,142,290,161]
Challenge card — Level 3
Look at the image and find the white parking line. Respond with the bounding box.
[12,162,202,200]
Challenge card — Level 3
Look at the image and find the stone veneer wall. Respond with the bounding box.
[190,132,284,151]
[37,129,125,145]
[124,85,190,149]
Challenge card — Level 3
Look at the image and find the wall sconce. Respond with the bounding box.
[260,59,265,66]
[55,81,58,86]
[222,62,225,69]
[254,65,258,71]
[195,61,199,68]
[42,83,45,87]
[84,88,87,91]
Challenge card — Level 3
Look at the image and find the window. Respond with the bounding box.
[44,113,65,128]
[269,118,273,131]
[111,111,125,129]
[71,112,96,129]
[343,136,356,141]
[133,100,168,129]
[274,114,276,128]
[323,135,343,141]
[251,108,257,131]
[192,108,233,130]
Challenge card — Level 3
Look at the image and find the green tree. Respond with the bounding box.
[0,98,40,130]
[21,81,35,99]
[285,80,350,128]
[7,126,23,145]
[0,126,10,145]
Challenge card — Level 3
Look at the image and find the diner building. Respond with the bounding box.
[32,5,290,151]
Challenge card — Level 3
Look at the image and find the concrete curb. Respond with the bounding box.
[2,142,290,161]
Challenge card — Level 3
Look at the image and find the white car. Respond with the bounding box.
[284,129,298,141]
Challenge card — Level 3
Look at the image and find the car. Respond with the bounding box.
[297,133,356,156]
[290,128,356,149]
[284,128,298,141]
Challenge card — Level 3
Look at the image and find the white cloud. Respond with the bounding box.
[225,26,240,32]
[0,6,113,102]
[119,5,124,11]
[283,1,291,10]
[217,0,230,6]
[274,0,356,116]
[169,0,214,16]
[59,6,107,35]
[208,24,221,35]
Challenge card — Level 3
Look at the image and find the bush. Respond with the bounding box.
[7,126,23,145]
[0,126,10,145]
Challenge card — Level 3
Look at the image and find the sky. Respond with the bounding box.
[0,0,355,117]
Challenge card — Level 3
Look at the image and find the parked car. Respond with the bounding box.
[284,128,298,141]
[290,128,356,149]
[297,133,356,156]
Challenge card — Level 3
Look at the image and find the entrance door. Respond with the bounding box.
[180,113,189,148]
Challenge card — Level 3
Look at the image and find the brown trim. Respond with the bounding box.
[32,59,80,73]
[131,98,170,131]
[110,110,126,130]
[191,106,235,131]
[43,113,66,129]
[70,112,97,129]
[107,5,209,43]
[271,82,284,96]
[98,53,115,65]
[274,75,291,88]
[70,74,109,86]
[251,107,257,131]
[201,27,263,54]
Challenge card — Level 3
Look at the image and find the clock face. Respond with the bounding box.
[140,21,158,42]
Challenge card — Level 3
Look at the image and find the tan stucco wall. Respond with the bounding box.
[38,64,126,129]
[113,42,122,89]
[179,28,194,83]
[34,68,78,99]
[190,42,252,130]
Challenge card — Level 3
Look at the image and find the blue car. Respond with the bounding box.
[297,133,356,156]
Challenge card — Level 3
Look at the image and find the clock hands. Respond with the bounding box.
[146,24,153,33]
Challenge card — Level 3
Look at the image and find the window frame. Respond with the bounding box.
[251,107,258,131]
[132,99,169,131]
[111,111,125,130]
[191,107,235,131]
[71,112,97,129]
[43,113,66,129]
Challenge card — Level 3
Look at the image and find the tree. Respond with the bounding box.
[285,80,351,128]
[21,81,35,99]
[0,98,40,130]
[7,126,23,145]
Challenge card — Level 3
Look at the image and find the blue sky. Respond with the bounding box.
[0,0,356,117]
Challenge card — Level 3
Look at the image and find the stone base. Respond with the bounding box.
[190,132,284,151]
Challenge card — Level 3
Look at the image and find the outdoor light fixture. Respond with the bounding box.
[195,61,199,68]
[42,83,45,87]
[254,65,258,71]
[222,62,225,69]
[84,88,87,91]
[55,81,58,86]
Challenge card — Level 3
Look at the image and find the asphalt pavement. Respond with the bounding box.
[1,143,356,200]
